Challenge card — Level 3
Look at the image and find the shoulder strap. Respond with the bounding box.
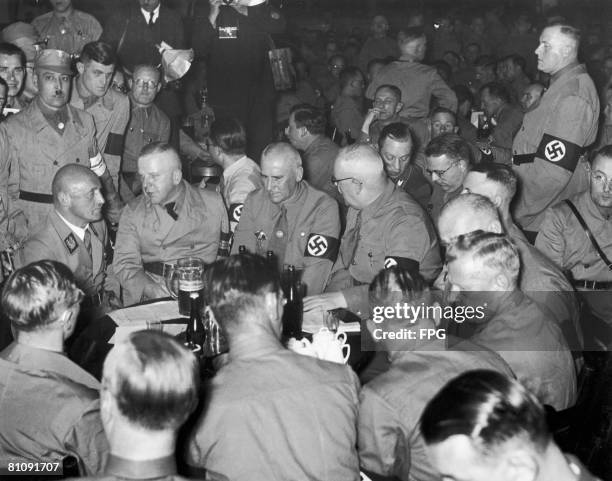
[564,199,612,271]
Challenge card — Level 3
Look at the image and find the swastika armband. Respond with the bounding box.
[229,203,243,223]
[303,233,339,261]
[384,256,419,276]
[535,134,583,172]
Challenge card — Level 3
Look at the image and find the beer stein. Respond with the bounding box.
[164,257,206,316]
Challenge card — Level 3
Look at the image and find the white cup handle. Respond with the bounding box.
[341,342,350,363]
[336,331,347,344]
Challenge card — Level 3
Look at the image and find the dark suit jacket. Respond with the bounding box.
[102,3,186,72]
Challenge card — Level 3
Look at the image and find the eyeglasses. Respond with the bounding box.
[331,176,361,187]
[426,160,459,178]
[588,168,612,190]
[134,79,158,89]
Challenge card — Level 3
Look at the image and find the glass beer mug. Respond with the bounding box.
[164,257,206,316]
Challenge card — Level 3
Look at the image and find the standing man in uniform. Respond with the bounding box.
[365,27,457,120]
[113,142,229,306]
[71,41,130,195]
[512,24,599,243]
[32,0,102,58]
[206,117,261,233]
[0,49,120,237]
[0,43,26,111]
[17,165,112,318]
[537,146,612,347]
[121,64,170,201]
[304,144,441,319]
[231,142,340,296]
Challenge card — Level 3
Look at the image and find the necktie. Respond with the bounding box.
[165,202,178,220]
[148,11,155,25]
[340,210,362,268]
[267,205,288,270]
[83,228,92,261]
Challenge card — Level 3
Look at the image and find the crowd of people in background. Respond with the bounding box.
[0,0,611,480]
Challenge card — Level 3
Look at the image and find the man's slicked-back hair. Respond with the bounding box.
[447,230,520,283]
[592,144,612,164]
[425,133,473,165]
[375,84,402,101]
[378,122,413,150]
[1,260,83,332]
[80,41,116,66]
[555,24,581,48]
[420,369,551,455]
[470,163,517,200]
[0,42,26,66]
[290,103,326,135]
[369,265,428,310]
[205,253,281,332]
[209,117,247,155]
[480,82,511,105]
[442,193,499,223]
[430,106,457,123]
[102,330,199,431]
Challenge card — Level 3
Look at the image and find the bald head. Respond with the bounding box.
[438,193,502,246]
[261,142,303,204]
[334,144,387,209]
[52,163,104,226]
[52,164,100,200]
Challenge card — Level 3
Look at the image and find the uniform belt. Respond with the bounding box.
[143,261,174,277]
[81,291,104,309]
[573,279,612,290]
[19,190,54,203]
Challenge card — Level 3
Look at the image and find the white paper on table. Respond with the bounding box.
[108,300,186,344]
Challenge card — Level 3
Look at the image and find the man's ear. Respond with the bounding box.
[296,165,304,183]
[172,168,183,185]
[394,101,404,114]
[76,62,85,76]
[453,126,459,133]
[127,78,133,90]
[494,272,511,290]
[57,191,71,208]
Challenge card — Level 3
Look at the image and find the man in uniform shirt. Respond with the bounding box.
[32,0,102,57]
[512,24,599,242]
[121,64,170,200]
[377,122,431,209]
[186,254,360,481]
[206,117,262,233]
[80,331,199,481]
[17,164,112,320]
[357,15,399,73]
[536,146,612,347]
[424,133,471,224]
[113,142,229,306]
[438,193,581,349]
[520,82,545,113]
[446,231,577,410]
[0,48,120,237]
[1,23,39,109]
[71,41,130,192]
[366,27,457,119]
[358,267,513,481]
[231,142,340,296]
[304,144,441,319]
[285,104,339,201]
[0,260,108,475]
[0,42,26,111]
